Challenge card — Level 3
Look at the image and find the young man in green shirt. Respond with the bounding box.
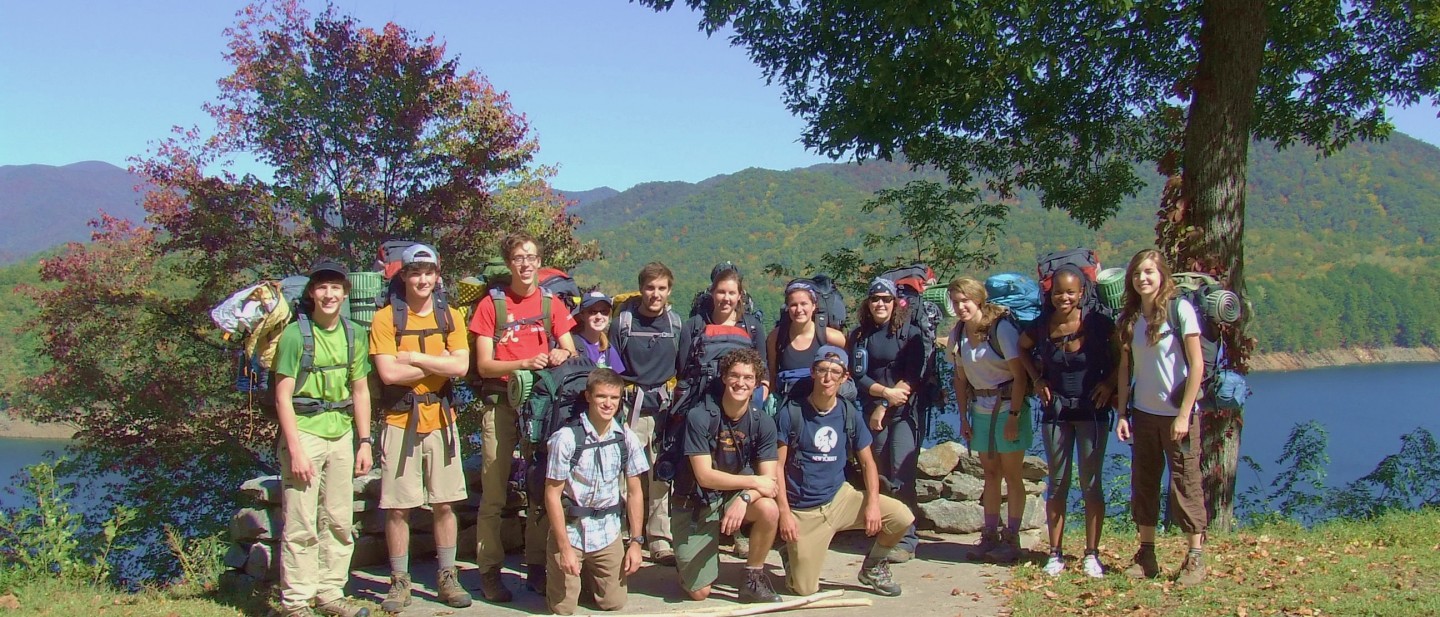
[273,259,374,617]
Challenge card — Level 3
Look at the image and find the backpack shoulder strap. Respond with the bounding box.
[841,397,859,454]
[294,315,317,393]
[490,287,509,339]
[668,309,683,347]
[541,292,554,344]
[567,423,587,468]
[618,309,634,343]
[786,401,803,449]
[341,317,356,381]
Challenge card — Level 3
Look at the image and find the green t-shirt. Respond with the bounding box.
[274,318,372,439]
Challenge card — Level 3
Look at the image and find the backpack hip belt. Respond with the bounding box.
[386,386,458,467]
[560,496,624,520]
[970,382,1014,400]
[629,381,674,415]
[291,396,354,415]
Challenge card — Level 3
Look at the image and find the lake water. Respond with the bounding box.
[3,363,1438,512]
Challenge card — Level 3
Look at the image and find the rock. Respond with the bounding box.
[409,532,436,557]
[1025,480,1047,496]
[915,479,945,502]
[955,448,985,477]
[356,508,386,536]
[916,442,966,478]
[943,473,985,501]
[1021,456,1048,481]
[223,542,250,569]
[244,541,279,581]
[354,498,378,513]
[458,524,478,558]
[353,469,382,498]
[350,533,388,569]
[230,507,282,543]
[1021,494,1045,531]
[410,507,435,533]
[218,571,258,595]
[463,455,485,489]
[917,500,986,533]
[240,476,282,505]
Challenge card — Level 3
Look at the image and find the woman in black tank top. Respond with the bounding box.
[766,282,846,391]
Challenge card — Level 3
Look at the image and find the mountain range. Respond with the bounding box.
[0,161,149,263]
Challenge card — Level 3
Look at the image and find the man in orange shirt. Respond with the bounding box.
[469,232,578,602]
[369,244,472,612]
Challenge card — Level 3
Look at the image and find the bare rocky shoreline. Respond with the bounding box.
[3,347,1436,440]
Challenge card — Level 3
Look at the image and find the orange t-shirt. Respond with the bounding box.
[368,304,468,434]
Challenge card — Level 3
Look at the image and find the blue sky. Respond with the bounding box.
[1,1,1437,192]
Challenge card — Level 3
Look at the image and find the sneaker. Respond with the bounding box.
[733,532,751,560]
[477,568,513,603]
[314,597,370,617]
[526,563,547,595]
[436,567,472,608]
[965,530,1001,562]
[1043,553,1066,577]
[887,547,914,564]
[1176,554,1207,586]
[857,558,902,597]
[739,568,782,603]
[1124,549,1160,579]
[1081,552,1105,578]
[379,573,412,613]
[986,529,1022,564]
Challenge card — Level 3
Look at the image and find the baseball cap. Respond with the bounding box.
[867,277,898,298]
[575,290,614,315]
[307,258,348,279]
[401,243,439,266]
[813,345,849,370]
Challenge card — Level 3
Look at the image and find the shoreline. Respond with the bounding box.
[1,347,1435,440]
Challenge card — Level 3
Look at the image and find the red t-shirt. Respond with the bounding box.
[468,286,576,363]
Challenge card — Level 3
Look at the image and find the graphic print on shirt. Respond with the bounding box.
[497,311,546,346]
[812,426,839,461]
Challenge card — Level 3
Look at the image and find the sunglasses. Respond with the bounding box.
[868,296,895,304]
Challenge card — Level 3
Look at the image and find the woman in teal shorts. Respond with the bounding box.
[946,277,1033,564]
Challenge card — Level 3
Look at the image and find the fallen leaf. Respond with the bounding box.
[1237,606,1249,617]
[0,595,19,611]
[1044,590,1059,599]
[951,588,963,596]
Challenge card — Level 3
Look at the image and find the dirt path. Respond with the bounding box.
[346,530,1025,617]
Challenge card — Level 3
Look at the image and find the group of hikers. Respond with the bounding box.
[263,233,1217,617]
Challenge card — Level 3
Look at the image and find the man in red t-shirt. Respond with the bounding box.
[468,232,577,602]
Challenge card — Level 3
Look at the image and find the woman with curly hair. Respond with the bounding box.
[847,277,925,562]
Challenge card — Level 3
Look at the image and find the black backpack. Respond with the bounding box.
[1165,273,1248,412]
[520,357,600,448]
[667,395,765,505]
[260,309,358,419]
[778,393,861,462]
[776,275,846,335]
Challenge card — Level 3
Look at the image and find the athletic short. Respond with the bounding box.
[671,495,738,592]
[969,398,1034,454]
[379,422,468,509]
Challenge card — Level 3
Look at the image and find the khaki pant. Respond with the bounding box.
[785,483,914,596]
[277,431,356,610]
[627,414,673,552]
[546,535,627,616]
[379,423,467,510]
[474,398,548,569]
[1130,410,1208,534]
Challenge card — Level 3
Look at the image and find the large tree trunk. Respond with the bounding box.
[1175,0,1267,533]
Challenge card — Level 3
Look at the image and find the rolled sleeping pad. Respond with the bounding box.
[508,369,536,408]
[1096,267,1126,311]
[921,286,957,318]
[1205,289,1243,324]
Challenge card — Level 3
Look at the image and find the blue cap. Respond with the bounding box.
[813,345,849,370]
[574,290,613,315]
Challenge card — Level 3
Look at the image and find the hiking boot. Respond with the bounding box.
[739,568,782,603]
[1043,553,1066,577]
[269,606,314,617]
[314,597,370,617]
[1176,554,1207,586]
[857,557,902,597]
[526,562,547,594]
[887,546,914,564]
[379,573,412,613]
[965,530,1001,562]
[651,546,677,567]
[436,567,472,608]
[986,529,1022,564]
[1081,552,1105,578]
[477,568,513,603]
[733,531,751,560]
[1124,549,1161,579]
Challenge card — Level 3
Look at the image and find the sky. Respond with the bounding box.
[1,1,1437,192]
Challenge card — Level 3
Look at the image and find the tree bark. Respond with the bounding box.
[1177,0,1267,533]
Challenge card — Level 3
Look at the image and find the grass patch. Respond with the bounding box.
[1002,507,1440,617]
[0,577,270,616]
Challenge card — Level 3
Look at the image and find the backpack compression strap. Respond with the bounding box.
[617,305,681,354]
[491,287,555,343]
[559,424,631,519]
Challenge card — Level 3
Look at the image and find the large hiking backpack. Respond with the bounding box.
[982,272,1043,359]
[520,357,600,447]
[1167,272,1248,412]
[663,395,765,505]
[1035,248,1113,320]
[612,293,683,358]
[258,313,358,419]
[776,275,847,334]
[872,264,945,426]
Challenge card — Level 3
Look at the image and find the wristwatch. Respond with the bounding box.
[627,535,646,548]
[358,436,374,446]
[738,491,753,504]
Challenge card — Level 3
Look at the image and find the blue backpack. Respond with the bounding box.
[982,273,1043,358]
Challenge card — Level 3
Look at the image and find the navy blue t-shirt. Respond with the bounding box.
[775,397,872,510]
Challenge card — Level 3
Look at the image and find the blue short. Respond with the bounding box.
[969,399,1034,454]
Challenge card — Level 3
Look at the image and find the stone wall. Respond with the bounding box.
[913,441,1048,533]
[219,455,524,591]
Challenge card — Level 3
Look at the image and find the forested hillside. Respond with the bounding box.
[572,133,1440,353]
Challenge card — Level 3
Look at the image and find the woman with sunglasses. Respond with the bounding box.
[847,277,926,562]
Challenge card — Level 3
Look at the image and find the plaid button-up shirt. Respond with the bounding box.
[545,415,651,553]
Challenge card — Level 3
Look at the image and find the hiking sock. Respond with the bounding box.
[437,545,457,572]
[1051,548,1064,559]
[1139,542,1156,555]
[1085,548,1100,557]
[1007,517,1022,535]
[1187,547,1203,565]
[390,554,409,576]
[983,513,1000,534]
[867,543,892,563]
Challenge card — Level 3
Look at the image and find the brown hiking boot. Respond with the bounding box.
[314,597,370,617]
[965,529,1001,561]
[435,567,472,608]
[986,529,1022,564]
[269,606,314,617]
[379,573,411,613]
[1124,549,1161,579]
[1176,554,1207,586]
[478,568,513,603]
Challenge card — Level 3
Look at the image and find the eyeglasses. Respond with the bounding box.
[813,366,846,378]
[868,296,895,304]
[509,254,540,265]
